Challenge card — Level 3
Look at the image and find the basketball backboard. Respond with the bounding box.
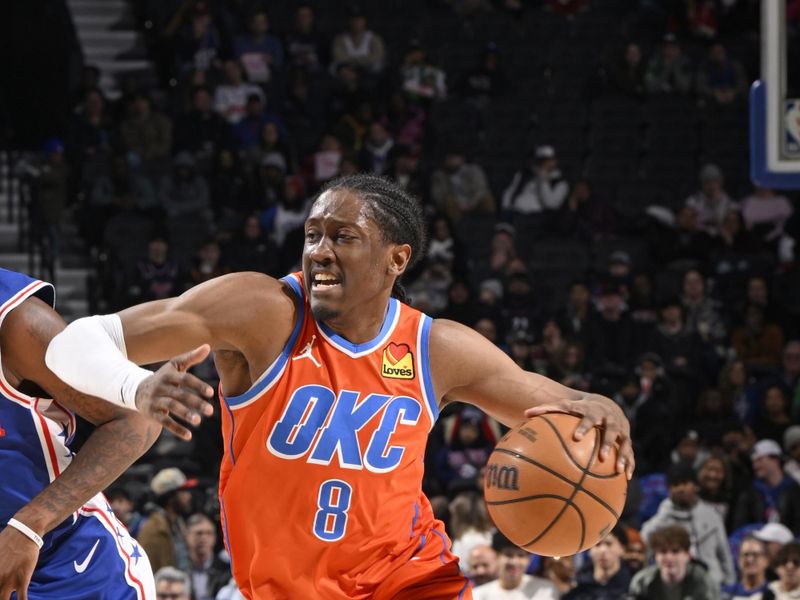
[750,0,800,188]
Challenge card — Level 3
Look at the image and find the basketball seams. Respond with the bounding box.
[538,415,619,479]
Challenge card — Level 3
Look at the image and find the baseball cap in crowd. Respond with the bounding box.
[753,523,795,545]
[262,152,287,173]
[751,439,783,461]
[667,462,698,486]
[608,251,631,266]
[534,145,556,160]
[784,426,800,453]
[151,468,198,497]
[700,163,723,183]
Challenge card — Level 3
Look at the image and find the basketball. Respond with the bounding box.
[483,412,628,557]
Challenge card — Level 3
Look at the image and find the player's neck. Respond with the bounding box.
[321,297,391,344]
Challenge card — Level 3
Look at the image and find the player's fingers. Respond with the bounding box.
[157,412,193,441]
[572,413,597,441]
[617,437,635,479]
[523,401,571,419]
[157,373,214,417]
[162,394,204,426]
[598,422,622,461]
[170,344,211,372]
[17,581,29,600]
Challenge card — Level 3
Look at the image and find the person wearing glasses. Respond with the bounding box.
[155,566,191,600]
[768,543,800,600]
[722,536,770,600]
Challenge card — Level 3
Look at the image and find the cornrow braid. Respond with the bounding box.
[315,173,427,302]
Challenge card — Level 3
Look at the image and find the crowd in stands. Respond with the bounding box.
[16,0,800,598]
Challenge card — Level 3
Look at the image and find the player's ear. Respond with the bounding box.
[387,243,412,277]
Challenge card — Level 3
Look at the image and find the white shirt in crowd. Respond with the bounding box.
[472,574,560,600]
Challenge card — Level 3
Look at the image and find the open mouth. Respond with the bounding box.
[311,273,342,290]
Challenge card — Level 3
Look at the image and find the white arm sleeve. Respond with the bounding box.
[45,314,152,410]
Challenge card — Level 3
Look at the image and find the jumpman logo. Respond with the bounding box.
[293,335,322,368]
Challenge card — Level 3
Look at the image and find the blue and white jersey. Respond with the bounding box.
[0,268,76,547]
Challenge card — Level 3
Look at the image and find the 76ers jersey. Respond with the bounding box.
[219,273,454,599]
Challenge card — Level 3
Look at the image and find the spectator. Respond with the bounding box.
[631,352,679,473]
[691,388,742,448]
[696,42,748,105]
[233,94,272,150]
[302,134,343,187]
[107,485,145,538]
[611,42,647,97]
[697,454,734,525]
[730,304,785,369]
[719,358,759,424]
[126,237,182,304]
[358,121,394,175]
[753,385,793,444]
[686,164,737,237]
[587,283,635,376]
[213,60,265,125]
[714,208,759,257]
[473,533,560,599]
[563,525,632,599]
[741,186,794,244]
[174,85,233,167]
[331,8,386,74]
[283,3,328,71]
[209,148,254,221]
[733,440,800,534]
[458,42,509,105]
[400,39,447,103]
[721,535,771,600]
[185,513,229,600]
[785,426,800,486]
[623,530,647,576]
[468,544,498,587]
[644,34,693,95]
[501,271,541,341]
[557,180,618,242]
[173,1,223,76]
[154,566,191,600]
[255,151,287,208]
[430,146,495,222]
[629,525,721,600]
[187,239,229,287]
[753,523,796,567]
[225,213,279,276]
[388,144,425,198]
[260,174,310,252]
[501,145,570,218]
[67,88,114,166]
[778,341,800,419]
[557,281,594,348]
[646,298,700,377]
[641,463,736,586]
[119,93,173,162]
[768,542,800,599]
[436,406,494,494]
[138,468,197,573]
[160,152,212,222]
[234,10,284,84]
[448,492,494,567]
[539,555,577,596]
[681,269,727,348]
[246,120,293,172]
[653,204,714,269]
[442,280,480,325]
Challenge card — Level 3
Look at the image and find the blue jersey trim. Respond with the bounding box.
[223,396,236,465]
[419,315,438,421]
[409,502,419,538]
[432,528,449,565]
[220,498,235,574]
[317,298,399,357]
[223,275,305,408]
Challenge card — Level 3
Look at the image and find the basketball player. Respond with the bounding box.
[46,174,635,599]
[0,268,210,600]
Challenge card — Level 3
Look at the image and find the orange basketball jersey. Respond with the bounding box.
[219,273,471,599]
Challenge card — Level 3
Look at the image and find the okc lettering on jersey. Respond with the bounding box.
[267,384,421,472]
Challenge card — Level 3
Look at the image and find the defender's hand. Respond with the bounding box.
[0,526,39,600]
[135,344,215,440]
[526,393,635,479]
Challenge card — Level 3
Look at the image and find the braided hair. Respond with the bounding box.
[315,174,427,302]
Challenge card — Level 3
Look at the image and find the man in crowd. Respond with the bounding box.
[564,525,632,599]
[733,439,800,534]
[642,462,735,586]
[473,533,560,599]
[467,544,499,588]
[722,535,771,600]
[629,524,720,600]
[185,513,230,600]
[155,566,192,600]
[138,467,197,573]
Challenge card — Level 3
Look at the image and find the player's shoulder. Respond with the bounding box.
[187,272,297,310]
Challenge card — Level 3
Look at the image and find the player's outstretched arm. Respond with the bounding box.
[46,272,296,439]
[429,319,634,478]
[0,297,161,600]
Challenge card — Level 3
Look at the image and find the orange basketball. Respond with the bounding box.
[483,412,628,557]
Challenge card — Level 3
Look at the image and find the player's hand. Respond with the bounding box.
[0,525,39,600]
[525,393,635,479]
[135,344,215,441]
